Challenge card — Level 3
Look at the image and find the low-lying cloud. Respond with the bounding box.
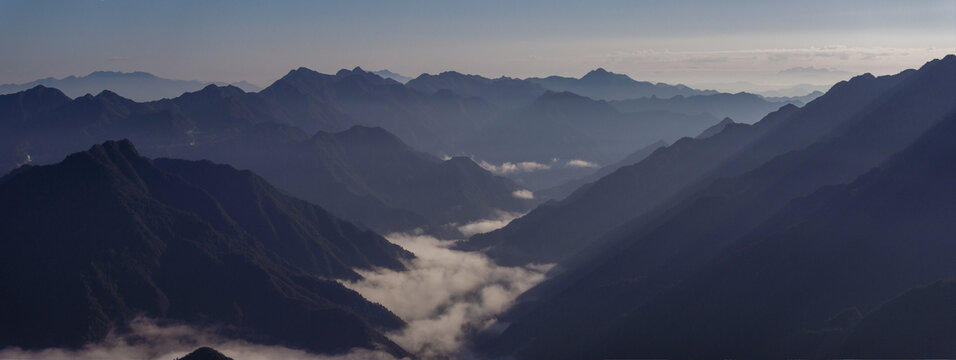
[511,189,534,200]
[0,317,401,360]
[778,66,852,76]
[566,159,599,168]
[477,160,551,175]
[3,216,550,360]
[344,232,552,359]
[456,211,524,237]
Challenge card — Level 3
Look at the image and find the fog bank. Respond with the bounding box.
[345,232,552,358]
[0,317,402,360]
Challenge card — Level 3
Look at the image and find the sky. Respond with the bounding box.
[1,0,954,91]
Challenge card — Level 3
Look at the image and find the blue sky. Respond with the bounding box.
[1,0,954,91]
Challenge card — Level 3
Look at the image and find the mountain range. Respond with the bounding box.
[0,65,784,201]
[0,71,261,102]
[0,82,535,237]
[469,54,956,359]
[5,55,948,359]
[527,68,719,100]
[461,53,934,265]
[610,92,802,124]
[0,140,411,357]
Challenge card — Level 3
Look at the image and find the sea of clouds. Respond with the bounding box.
[0,213,550,360]
[344,231,552,359]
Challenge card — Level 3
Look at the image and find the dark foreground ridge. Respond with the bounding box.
[472,54,956,359]
[0,139,411,357]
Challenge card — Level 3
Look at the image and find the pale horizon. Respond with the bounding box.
[2,0,954,93]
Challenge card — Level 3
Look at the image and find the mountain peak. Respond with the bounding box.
[285,67,321,78]
[582,67,630,80]
[193,83,245,98]
[273,67,330,86]
[695,117,738,139]
[25,84,50,91]
[94,89,122,99]
[19,85,70,100]
[0,85,72,113]
[336,67,366,77]
[177,347,233,360]
[87,139,140,159]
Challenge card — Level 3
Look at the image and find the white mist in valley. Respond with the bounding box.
[456,212,525,237]
[0,317,399,360]
[344,220,553,359]
[0,215,550,360]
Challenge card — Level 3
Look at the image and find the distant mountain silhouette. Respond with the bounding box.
[0,71,261,102]
[370,69,413,84]
[258,66,497,154]
[0,140,411,356]
[0,83,534,237]
[460,90,719,189]
[763,90,824,104]
[1,66,760,192]
[177,347,233,360]
[527,68,717,100]
[224,125,536,235]
[472,55,956,359]
[407,71,546,108]
[461,54,948,266]
[611,92,800,124]
[456,105,777,264]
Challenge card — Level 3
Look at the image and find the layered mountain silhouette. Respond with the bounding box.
[370,69,413,84]
[463,55,953,266]
[461,90,719,189]
[0,140,413,356]
[0,71,261,102]
[764,89,825,103]
[257,66,498,154]
[610,91,801,124]
[2,52,953,360]
[527,68,717,100]
[218,125,536,235]
[0,83,535,237]
[472,55,956,359]
[407,71,547,108]
[586,110,956,359]
[1,65,777,193]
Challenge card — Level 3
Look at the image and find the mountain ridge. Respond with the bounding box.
[0,139,413,357]
[0,71,261,102]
